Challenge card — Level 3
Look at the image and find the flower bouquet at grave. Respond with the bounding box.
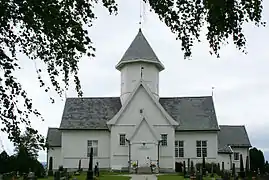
[132,162,138,169]
[150,162,156,171]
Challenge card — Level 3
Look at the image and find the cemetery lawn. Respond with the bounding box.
[157,174,220,180]
[39,172,131,180]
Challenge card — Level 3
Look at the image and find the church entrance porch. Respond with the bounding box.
[131,141,158,169]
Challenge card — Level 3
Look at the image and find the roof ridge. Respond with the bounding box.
[48,127,59,129]
[66,97,120,99]
[160,96,212,99]
[219,125,245,127]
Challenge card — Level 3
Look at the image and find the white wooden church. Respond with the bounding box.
[46,29,251,172]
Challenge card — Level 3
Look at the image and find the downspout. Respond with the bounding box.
[157,140,162,169]
[126,139,131,172]
[229,154,232,170]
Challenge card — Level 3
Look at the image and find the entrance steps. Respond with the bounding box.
[137,166,152,174]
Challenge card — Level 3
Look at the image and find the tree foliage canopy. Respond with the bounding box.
[0,0,265,147]
[0,132,45,176]
[14,127,42,159]
[250,147,265,174]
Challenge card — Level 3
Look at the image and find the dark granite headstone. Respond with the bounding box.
[94,162,99,177]
[54,171,61,180]
[86,147,94,180]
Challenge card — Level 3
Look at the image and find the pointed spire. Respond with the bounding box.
[115,29,164,71]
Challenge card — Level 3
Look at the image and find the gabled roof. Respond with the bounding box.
[218,125,252,153]
[115,29,165,71]
[129,117,159,141]
[107,80,179,126]
[46,128,62,147]
[218,145,233,154]
[60,97,121,130]
[58,96,219,130]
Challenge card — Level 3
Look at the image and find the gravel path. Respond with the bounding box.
[129,174,157,180]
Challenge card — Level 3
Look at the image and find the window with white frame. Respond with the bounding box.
[175,140,184,157]
[234,152,239,161]
[196,140,207,157]
[119,134,126,146]
[161,134,168,146]
[87,140,98,157]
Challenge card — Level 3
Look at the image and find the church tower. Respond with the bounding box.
[116,29,165,104]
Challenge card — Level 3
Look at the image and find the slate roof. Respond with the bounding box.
[218,125,252,153]
[115,29,164,71]
[59,96,218,131]
[60,97,122,130]
[46,128,62,147]
[159,96,219,131]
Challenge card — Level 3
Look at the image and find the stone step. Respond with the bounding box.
[137,166,152,174]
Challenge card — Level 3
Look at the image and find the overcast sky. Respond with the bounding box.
[1,0,269,162]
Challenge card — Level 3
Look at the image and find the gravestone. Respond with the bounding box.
[86,147,94,180]
[183,161,186,177]
[94,162,99,177]
[54,171,61,180]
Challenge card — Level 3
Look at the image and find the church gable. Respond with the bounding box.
[107,81,179,126]
[130,118,158,142]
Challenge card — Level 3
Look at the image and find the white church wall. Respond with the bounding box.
[117,86,171,125]
[175,131,218,165]
[110,126,132,169]
[112,85,174,170]
[231,147,249,169]
[156,126,175,170]
[61,130,110,169]
[47,147,62,170]
[120,62,159,104]
[217,153,232,170]
[130,120,158,166]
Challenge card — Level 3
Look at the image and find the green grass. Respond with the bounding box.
[157,174,221,180]
[39,171,131,180]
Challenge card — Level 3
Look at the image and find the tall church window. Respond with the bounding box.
[175,140,184,157]
[161,134,167,146]
[119,134,126,146]
[196,140,207,157]
[87,140,98,157]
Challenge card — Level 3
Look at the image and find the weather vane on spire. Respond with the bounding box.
[139,0,146,29]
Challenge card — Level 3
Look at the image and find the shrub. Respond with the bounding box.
[196,162,218,174]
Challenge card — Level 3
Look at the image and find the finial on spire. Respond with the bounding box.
[139,0,147,29]
[212,87,215,97]
[139,0,142,28]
